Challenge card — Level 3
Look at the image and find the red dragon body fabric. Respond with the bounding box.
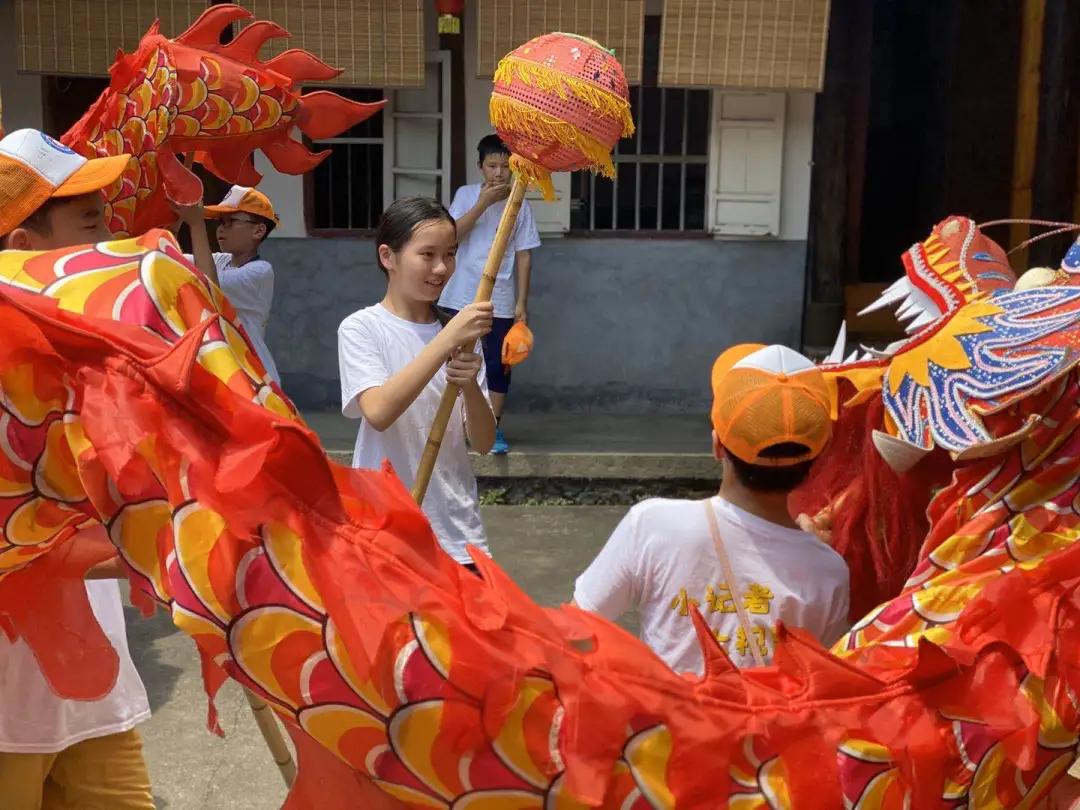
[6,220,1080,807]
[7,4,1080,809]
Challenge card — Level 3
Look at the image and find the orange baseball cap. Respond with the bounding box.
[0,129,130,237]
[205,185,280,224]
[710,344,832,467]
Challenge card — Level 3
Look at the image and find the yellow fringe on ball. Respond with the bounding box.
[494,56,635,138]
[509,155,555,201]
[490,94,617,195]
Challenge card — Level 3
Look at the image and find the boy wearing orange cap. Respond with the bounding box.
[179,184,282,384]
[0,129,154,808]
[573,344,850,674]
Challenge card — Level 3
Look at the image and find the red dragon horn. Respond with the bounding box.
[200,150,262,187]
[261,138,329,175]
[297,91,386,141]
[263,49,343,84]
[219,19,289,63]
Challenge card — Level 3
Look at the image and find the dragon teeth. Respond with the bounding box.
[824,320,848,364]
[905,286,942,319]
[896,298,921,321]
[858,277,912,316]
[905,310,938,333]
[859,343,892,359]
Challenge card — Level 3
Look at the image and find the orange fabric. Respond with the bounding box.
[501,321,533,366]
[710,344,832,466]
[0,526,119,701]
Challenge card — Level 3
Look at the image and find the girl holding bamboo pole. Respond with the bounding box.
[337,197,496,570]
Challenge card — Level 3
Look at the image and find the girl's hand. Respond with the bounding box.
[445,302,494,346]
[446,351,483,388]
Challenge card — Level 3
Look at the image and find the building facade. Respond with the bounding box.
[5,0,826,413]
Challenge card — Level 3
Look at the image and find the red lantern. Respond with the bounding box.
[489,33,633,200]
[436,0,464,34]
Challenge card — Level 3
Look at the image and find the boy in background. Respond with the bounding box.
[439,135,540,454]
[179,184,282,384]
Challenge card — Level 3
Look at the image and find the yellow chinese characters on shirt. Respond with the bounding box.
[670,583,775,661]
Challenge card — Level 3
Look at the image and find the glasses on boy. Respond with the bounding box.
[218,215,262,228]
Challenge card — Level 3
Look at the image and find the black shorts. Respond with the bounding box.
[442,309,515,394]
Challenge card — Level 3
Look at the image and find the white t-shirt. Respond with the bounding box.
[337,303,490,564]
[0,580,151,753]
[574,497,850,675]
[439,183,542,319]
[187,252,279,384]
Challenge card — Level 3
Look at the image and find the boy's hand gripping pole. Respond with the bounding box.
[411,175,528,504]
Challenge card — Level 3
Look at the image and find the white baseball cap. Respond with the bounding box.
[0,129,131,236]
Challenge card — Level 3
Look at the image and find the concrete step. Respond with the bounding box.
[324,448,717,480]
[310,410,717,481]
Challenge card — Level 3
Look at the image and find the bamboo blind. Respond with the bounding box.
[17,0,208,75]
[238,1,425,88]
[475,0,644,83]
[659,0,830,90]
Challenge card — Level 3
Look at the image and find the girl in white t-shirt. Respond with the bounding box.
[337,197,496,567]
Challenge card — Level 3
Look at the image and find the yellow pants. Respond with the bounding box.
[0,728,154,810]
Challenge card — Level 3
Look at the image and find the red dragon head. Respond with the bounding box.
[61,3,384,237]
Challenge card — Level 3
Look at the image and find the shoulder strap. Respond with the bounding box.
[702,499,766,667]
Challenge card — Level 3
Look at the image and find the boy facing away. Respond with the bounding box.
[439,135,541,454]
[574,344,851,675]
[0,129,153,809]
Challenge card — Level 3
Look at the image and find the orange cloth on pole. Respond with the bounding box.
[501,321,533,366]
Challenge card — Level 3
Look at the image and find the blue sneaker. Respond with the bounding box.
[492,427,510,455]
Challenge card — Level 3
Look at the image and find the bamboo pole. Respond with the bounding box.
[244,688,297,787]
[1009,0,1046,272]
[411,175,528,504]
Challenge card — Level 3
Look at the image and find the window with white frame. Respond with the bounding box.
[570,15,711,233]
[306,54,451,234]
[308,87,386,232]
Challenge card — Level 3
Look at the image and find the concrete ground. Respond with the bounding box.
[131,505,628,809]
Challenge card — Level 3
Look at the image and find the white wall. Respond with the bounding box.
[780,92,814,241]
[0,0,44,132]
[255,153,305,237]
